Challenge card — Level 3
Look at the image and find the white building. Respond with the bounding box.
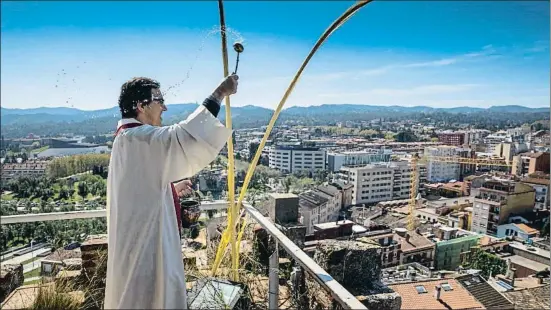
[521,177,550,210]
[298,185,343,233]
[269,146,326,173]
[484,131,513,153]
[335,161,424,205]
[506,125,531,138]
[464,129,491,145]
[327,149,392,172]
[424,146,472,182]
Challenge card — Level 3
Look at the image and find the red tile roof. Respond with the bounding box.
[389,279,485,310]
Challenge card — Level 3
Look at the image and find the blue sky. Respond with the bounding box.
[1,1,549,110]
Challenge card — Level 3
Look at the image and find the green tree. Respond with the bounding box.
[394,131,418,142]
[78,182,89,198]
[463,248,507,278]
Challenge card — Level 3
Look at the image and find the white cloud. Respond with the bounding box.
[319,84,481,98]
[523,40,549,53]
[403,45,496,69]
[301,45,501,82]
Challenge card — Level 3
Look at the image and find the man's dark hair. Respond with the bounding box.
[118,77,161,118]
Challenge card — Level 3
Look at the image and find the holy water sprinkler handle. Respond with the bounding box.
[233,42,244,74]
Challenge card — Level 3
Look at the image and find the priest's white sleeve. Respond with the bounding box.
[159,105,232,183]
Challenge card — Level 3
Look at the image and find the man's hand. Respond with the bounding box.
[174,180,193,197]
[212,74,239,102]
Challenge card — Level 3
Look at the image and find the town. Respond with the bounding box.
[1,0,550,308]
[1,114,549,309]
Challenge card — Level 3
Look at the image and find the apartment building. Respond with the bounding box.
[331,181,354,208]
[431,227,481,271]
[506,125,531,138]
[298,185,342,233]
[336,161,424,205]
[472,180,536,236]
[269,146,326,173]
[511,151,550,176]
[327,149,392,172]
[492,142,530,164]
[424,146,473,182]
[1,160,49,184]
[438,131,465,146]
[521,174,550,210]
[391,161,418,201]
[464,129,491,145]
[484,131,510,145]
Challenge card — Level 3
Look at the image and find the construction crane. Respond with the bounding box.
[407,153,512,230]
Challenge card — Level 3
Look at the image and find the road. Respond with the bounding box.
[0,248,51,265]
[1,201,233,225]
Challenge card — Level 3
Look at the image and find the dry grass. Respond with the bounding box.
[25,214,322,310]
[29,283,83,310]
[184,215,313,309]
[24,248,107,310]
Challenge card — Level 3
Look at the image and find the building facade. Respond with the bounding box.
[471,180,536,235]
[511,152,550,176]
[298,185,343,233]
[438,132,465,146]
[424,146,473,182]
[521,176,550,210]
[327,149,392,172]
[1,160,49,185]
[433,227,481,271]
[336,161,424,205]
[269,146,326,173]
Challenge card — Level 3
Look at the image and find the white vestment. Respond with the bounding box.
[104,105,231,309]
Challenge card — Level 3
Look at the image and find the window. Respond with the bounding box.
[415,285,427,294]
[44,264,53,273]
[441,283,453,291]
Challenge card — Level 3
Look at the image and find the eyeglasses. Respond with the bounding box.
[151,96,165,106]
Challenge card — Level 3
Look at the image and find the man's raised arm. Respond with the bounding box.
[158,75,238,183]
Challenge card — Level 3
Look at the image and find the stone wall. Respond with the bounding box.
[0,264,23,302]
[268,193,299,224]
[309,239,402,310]
[79,234,108,310]
[279,223,307,250]
[313,239,382,294]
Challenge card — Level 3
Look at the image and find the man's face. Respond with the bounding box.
[140,88,167,126]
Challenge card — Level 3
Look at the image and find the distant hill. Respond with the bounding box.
[0,104,548,138]
[283,104,548,115]
[486,105,550,113]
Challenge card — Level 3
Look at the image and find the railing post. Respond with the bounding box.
[269,241,279,309]
[299,266,309,309]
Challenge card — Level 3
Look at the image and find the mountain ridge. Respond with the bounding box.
[2,103,548,116]
[1,103,548,138]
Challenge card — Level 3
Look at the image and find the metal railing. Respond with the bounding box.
[1,200,367,309]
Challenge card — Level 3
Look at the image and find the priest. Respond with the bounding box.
[104,75,238,309]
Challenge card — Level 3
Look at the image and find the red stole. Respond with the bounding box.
[115,122,182,237]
